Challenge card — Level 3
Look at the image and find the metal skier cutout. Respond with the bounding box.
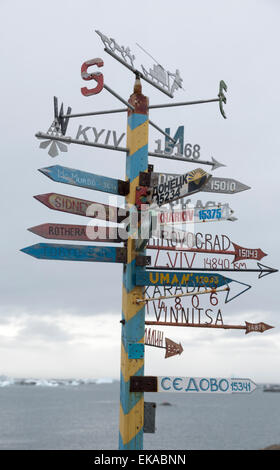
[95,29,183,98]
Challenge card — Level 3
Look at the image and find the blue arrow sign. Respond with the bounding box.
[135,270,251,303]
[39,165,129,196]
[136,270,231,288]
[21,243,126,263]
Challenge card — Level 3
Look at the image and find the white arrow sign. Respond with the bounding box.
[157,204,235,225]
[151,172,250,195]
[158,376,256,394]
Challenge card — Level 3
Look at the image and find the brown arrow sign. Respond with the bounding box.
[145,320,274,335]
[28,223,121,243]
[144,327,183,358]
[244,322,274,334]
[165,337,184,358]
[231,243,267,263]
[147,240,267,263]
[34,193,127,223]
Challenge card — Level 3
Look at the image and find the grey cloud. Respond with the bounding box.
[1,0,279,379]
[17,319,72,343]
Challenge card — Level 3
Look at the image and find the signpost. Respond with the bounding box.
[28,223,121,243]
[135,269,251,303]
[151,173,251,195]
[148,152,225,170]
[136,269,242,288]
[130,376,257,394]
[134,204,235,254]
[21,29,277,451]
[39,165,129,196]
[155,204,235,224]
[20,243,127,263]
[138,285,230,304]
[34,192,127,223]
[147,263,278,278]
[147,239,267,263]
[145,320,274,335]
[144,327,183,358]
[150,168,211,206]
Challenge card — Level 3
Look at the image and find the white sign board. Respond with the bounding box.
[158,376,257,394]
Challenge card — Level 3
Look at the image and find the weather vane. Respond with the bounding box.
[95,29,183,98]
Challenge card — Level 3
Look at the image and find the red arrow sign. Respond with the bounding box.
[244,322,274,334]
[28,223,121,243]
[165,338,184,358]
[147,240,267,263]
[145,320,274,335]
[144,327,183,358]
[231,243,267,263]
[34,193,127,223]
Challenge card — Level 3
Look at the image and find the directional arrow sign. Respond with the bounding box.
[137,270,239,288]
[39,165,129,196]
[135,204,235,252]
[28,223,121,243]
[147,240,267,263]
[34,193,127,223]
[145,320,274,335]
[148,263,278,278]
[150,168,211,206]
[135,270,251,303]
[21,243,127,263]
[245,322,274,334]
[151,172,250,195]
[232,243,267,263]
[148,152,225,171]
[130,376,257,394]
[202,176,250,194]
[157,204,234,225]
[165,338,184,358]
[144,327,183,358]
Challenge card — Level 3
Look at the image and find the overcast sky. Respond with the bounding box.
[1,0,280,382]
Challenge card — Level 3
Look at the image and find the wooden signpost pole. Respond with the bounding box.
[119,75,149,450]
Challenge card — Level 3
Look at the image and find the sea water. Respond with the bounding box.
[0,377,279,450]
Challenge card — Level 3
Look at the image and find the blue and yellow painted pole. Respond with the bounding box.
[119,76,149,450]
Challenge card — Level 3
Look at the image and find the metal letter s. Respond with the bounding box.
[81,58,104,96]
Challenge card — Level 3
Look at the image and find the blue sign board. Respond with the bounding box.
[39,165,128,196]
[21,243,126,263]
[135,270,232,288]
[135,270,252,303]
